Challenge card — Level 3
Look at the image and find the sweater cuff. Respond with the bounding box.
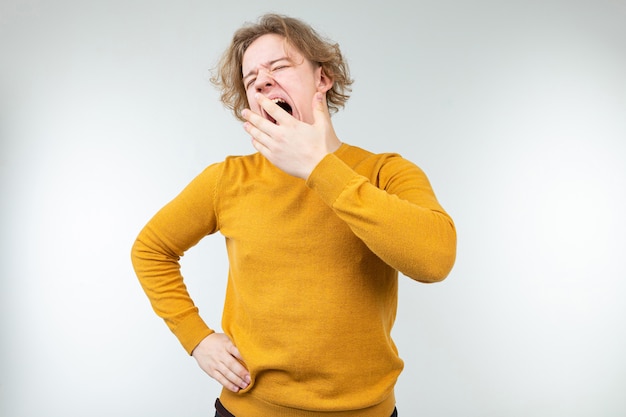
[306,152,357,207]
[174,314,215,355]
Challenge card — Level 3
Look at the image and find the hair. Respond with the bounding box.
[211,13,353,121]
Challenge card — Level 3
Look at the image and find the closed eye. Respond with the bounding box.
[243,60,291,89]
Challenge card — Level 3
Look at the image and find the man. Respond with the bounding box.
[131,13,456,417]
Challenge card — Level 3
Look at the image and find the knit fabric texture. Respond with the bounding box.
[131,143,456,416]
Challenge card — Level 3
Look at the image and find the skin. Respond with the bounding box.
[192,33,342,392]
[242,33,341,179]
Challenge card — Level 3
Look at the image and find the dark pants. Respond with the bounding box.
[215,398,398,417]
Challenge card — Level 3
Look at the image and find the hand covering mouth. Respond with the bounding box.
[265,98,293,124]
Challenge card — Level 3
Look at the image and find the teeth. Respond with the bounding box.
[270,97,293,115]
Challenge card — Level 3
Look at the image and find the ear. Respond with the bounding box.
[316,66,334,93]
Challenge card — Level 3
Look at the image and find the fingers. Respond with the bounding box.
[228,344,245,362]
[312,92,326,121]
[243,117,270,152]
[212,353,251,393]
[254,93,293,125]
[242,106,276,153]
[192,333,251,393]
[241,91,338,179]
[311,92,334,134]
[242,106,275,135]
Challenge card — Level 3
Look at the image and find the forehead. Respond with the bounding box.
[241,34,302,74]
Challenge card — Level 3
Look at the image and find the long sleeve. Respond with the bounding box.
[130,163,222,354]
[131,145,455,415]
[306,148,456,282]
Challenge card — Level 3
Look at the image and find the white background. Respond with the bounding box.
[1,1,625,416]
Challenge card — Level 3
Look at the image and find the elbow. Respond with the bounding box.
[408,227,457,284]
[416,251,456,283]
[399,245,456,283]
[420,254,455,283]
[412,258,454,283]
[130,237,143,269]
[130,235,155,276]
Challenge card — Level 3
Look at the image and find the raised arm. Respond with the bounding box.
[306,151,456,283]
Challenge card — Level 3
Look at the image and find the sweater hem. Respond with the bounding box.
[219,389,396,417]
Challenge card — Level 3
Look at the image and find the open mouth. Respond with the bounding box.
[267,98,293,124]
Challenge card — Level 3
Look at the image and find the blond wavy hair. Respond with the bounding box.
[211,13,353,121]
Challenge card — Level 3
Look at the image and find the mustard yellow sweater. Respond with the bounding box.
[131,143,456,417]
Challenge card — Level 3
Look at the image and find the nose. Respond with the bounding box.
[254,68,275,92]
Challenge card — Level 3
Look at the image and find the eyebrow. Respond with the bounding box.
[242,57,291,82]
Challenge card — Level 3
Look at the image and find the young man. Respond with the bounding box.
[131,13,456,417]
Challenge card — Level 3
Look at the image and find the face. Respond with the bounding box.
[241,33,332,124]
